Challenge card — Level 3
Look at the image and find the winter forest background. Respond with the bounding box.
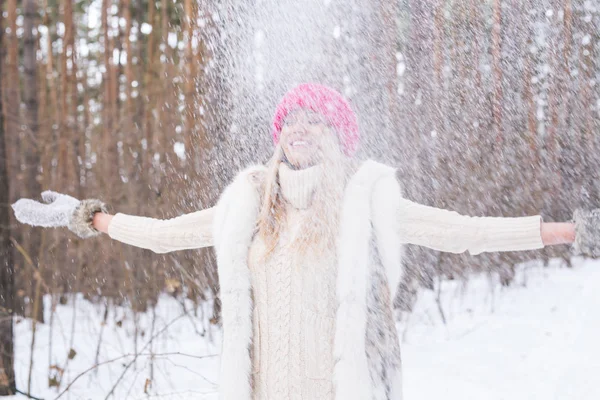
[0,0,599,398]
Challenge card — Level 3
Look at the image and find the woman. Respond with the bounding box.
[12,83,600,400]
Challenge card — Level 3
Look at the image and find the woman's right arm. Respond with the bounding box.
[93,207,216,253]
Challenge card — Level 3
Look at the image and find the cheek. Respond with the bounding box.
[315,126,335,142]
[279,129,292,145]
[306,125,327,140]
[280,126,289,138]
[319,130,342,154]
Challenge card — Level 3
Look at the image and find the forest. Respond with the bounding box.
[0,0,599,398]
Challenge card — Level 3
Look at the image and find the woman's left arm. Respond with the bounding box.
[374,174,597,256]
[396,198,587,254]
[395,196,547,255]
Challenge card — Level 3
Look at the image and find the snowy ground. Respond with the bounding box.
[400,257,600,400]
[9,257,600,400]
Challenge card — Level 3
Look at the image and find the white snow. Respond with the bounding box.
[332,26,341,39]
[400,257,600,400]
[173,142,186,161]
[582,34,591,46]
[140,23,153,35]
[168,32,178,49]
[8,258,600,399]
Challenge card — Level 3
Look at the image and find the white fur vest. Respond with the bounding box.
[212,159,405,400]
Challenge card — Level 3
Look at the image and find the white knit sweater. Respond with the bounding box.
[247,163,338,399]
[107,168,544,256]
[107,163,545,399]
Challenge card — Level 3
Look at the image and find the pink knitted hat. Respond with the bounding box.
[271,83,360,156]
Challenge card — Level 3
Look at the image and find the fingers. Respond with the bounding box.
[11,199,45,224]
[11,198,27,214]
[41,190,59,203]
[11,198,68,227]
[12,198,39,214]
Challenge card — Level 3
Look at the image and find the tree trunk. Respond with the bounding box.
[491,0,503,144]
[23,0,44,323]
[0,0,17,392]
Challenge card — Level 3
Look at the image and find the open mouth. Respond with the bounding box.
[289,140,312,149]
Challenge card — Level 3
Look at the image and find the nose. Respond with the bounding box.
[289,117,309,133]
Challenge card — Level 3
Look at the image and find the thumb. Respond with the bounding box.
[41,190,59,204]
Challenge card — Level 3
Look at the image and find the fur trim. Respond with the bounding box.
[573,208,600,257]
[212,165,266,400]
[333,159,402,400]
[372,171,405,302]
[68,199,109,239]
[333,161,378,400]
[369,164,404,399]
[213,160,404,400]
[366,240,403,400]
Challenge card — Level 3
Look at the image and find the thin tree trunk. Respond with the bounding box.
[184,0,196,163]
[59,0,75,194]
[43,0,60,188]
[23,0,44,323]
[491,0,503,144]
[64,0,81,198]
[0,0,17,392]
[5,0,23,319]
[5,0,19,204]
[101,0,118,203]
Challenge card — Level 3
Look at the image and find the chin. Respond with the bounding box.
[287,157,316,169]
[283,147,321,168]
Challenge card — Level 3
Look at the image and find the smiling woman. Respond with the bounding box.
[10,82,599,400]
[280,109,333,169]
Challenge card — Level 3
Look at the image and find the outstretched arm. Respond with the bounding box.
[396,196,546,255]
[396,195,580,254]
[11,190,216,253]
[99,208,216,253]
[541,222,575,246]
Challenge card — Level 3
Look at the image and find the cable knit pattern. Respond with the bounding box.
[248,164,337,400]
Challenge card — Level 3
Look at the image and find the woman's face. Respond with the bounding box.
[280,108,339,168]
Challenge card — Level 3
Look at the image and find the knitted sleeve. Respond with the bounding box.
[396,197,544,255]
[107,207,216,253]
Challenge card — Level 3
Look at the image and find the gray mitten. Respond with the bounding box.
[572,208,600,257]
[11,190,109,239]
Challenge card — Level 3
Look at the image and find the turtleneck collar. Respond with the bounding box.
[278,162,323,209]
